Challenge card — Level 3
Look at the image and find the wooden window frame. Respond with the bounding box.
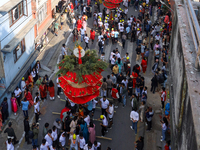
[9,0,28,27]
[13,38,26,63]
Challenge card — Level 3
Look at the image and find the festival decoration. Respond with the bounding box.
[57,44,108,104]
[103,0,122,9]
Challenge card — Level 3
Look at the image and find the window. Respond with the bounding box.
[37,2,47,25]
[9,1,27,26]
[13,39,26,63]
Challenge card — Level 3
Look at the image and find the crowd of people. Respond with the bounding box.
[1,0,173,149]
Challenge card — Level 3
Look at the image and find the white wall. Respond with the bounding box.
[3,27,35,87]
[0,0,10,7]
[0,0,33,49]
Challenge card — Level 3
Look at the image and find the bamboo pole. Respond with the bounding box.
[52,112,61,115]
[96,107,116,113]
[96,136,112,140]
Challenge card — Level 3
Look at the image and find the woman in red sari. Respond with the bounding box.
[77,18,82,31]
[48,80,55,100]
[132,70,138,89]
[23,89,34,108]
[90,29,95,44]
[28,73,34,89]
[141,57,147,74]
[10,93,18,115]
[39,82,47,101]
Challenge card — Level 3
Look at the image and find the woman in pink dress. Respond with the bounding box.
[88,121,96,144]
[82,19,87,30]
[11,93,18,115]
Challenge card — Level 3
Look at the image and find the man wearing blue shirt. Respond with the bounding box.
[21,98,29,117]
[85,100,93,115]
[126,26,130,39]
[114,30,119,43]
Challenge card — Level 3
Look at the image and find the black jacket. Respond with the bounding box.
[24,120,30,132]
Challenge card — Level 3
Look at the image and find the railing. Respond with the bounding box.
[184,0,200,69]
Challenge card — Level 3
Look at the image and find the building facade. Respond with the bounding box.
[0,0,37,112]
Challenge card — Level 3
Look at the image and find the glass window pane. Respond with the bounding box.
[19,3,22,16]
[12,7,19,21]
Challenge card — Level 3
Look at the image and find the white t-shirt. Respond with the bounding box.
[84,115,90,126]
[79,138,86,148]
[40,142,49,150]
[83,6,86,12]
[50,145,56,150]
[31,71,36,78]
[59,133,66,146]
[130,111,139,121]
[98,35,103,41]
[84,36,89,43]
[111,58,116,65]
[102,115,108,126]
[119,26,124,32]
[62,47,67,55]
[80,28,86,35]
[34,103,40,113]
[122,79,128,88]
[116,53,121,59]
[57,78,61,87]
[21,81,26,92]
[6,141,14,150]
[100,98,109,109]
[14,89,22,98]
[127,20,132,26]
[125,8,128,14]
[104,23,109,30]
[44,134,53,146]
[108,105,114,118]
[92,99,98,108]
[98,12,102,18]
[98,21,103,27]
[92,142,101,150]
[52,129,58,141]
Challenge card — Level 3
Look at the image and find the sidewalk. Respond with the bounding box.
[0,18,71,150]
[143,5,171,150]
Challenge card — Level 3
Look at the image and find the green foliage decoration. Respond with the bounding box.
[57,48,108,83]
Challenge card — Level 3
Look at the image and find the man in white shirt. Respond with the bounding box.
[115,51,121,59]
[57,74,62,98]
[79,133,86,149]
[97,33,103,42]
[59,132,67,149]
[130,108,139,135]
[40,139,49,150]
[110,55,116,70]
[6,138,14,150]
[84,113,90,126]
[80,26,86,42]
[119,24,124,39]
[84,141,94,150]
[21,77,26,98]
[122,78,128,88]
[52,126,57,142]
[61,44,67,59]
[14,86,22,107]
[99,115,108,136]
[99,96,109,118]
[34,98,40,123]
[84,34,89,50]
[106,102,114,129]
[44,130,54,147]
[92,141,101,150]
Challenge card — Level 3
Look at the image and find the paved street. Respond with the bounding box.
[0,3,167,150]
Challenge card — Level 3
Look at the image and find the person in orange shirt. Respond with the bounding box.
[90,28,95,44]
[132,70,138,89]
[141,57,147,74]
